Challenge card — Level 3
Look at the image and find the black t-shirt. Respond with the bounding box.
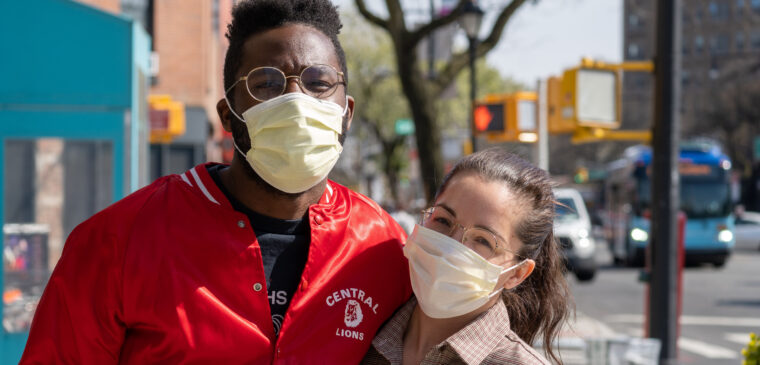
[207,165,310,337]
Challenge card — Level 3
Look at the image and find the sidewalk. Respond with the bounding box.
[563,310,620,339]
[552,311,620,364]
[534,311,659,365]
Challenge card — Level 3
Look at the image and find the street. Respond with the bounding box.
[568,241,760,365]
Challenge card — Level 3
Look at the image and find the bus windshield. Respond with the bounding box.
[636,178,731,218]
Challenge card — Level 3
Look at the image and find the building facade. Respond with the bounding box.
[81,0,233,180]
[623,0,760,208]
[622,0,760,131]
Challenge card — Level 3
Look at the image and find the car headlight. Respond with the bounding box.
[718,229,733,243]
[630,228,648,242]
[577,229,589,238]
[578,237,592,248]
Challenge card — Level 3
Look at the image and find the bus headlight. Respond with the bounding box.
[630,228,648,242]
[718,229,733,243]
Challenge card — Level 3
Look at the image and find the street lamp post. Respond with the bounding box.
[458,1,484,154]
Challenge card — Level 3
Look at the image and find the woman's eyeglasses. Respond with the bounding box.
[421,206,522,261]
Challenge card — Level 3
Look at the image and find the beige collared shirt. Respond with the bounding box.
[361,297,550,365]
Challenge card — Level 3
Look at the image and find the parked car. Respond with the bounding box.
[734,211,760,252]
[554,188,597,282]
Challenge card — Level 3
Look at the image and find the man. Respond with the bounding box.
[21,1,411,363]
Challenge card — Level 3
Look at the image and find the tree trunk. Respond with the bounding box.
[396,48,443,202]
[385,158,399,206]
[353,0,531,202]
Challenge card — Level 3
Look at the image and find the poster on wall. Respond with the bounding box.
[3,223,49,333]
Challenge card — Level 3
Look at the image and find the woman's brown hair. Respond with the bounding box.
[434,147,573,364]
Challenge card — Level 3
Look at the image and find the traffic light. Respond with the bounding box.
[473,92,537,143]
[149,95,186,143]
[547,58,623,134]
[473,102,505,134]
[508,92,538,143]
[558,59,622,129]
[548,76,575,134]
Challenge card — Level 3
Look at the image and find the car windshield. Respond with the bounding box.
[556,197,579,221]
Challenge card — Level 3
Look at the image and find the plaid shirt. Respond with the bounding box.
[361,297,551,365]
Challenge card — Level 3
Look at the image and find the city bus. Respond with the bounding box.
[605,140,734,267]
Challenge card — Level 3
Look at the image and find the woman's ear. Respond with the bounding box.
[502,259,536,290]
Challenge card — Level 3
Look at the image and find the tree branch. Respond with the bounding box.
[433,0,529,94]
[355,0,389,30]
[384,0,408,35]
[405,0,469,50]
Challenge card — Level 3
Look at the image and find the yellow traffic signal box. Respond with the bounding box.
[558,62,622,130]
[474,92,537,143]
[148,95,186,143]
[547,76,575,134]
[546,58,653,143]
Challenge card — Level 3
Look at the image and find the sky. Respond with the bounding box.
[485,0,622,86]
[334,0,623,86]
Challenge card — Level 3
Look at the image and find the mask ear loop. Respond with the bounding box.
[224,94,246,123]
[341,95,350,116]
[500,259,526,275]
[231,138,249,160]
[223,93,251,159]
[491,259,528,296]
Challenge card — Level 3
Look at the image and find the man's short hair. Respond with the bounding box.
[223,0,348,105]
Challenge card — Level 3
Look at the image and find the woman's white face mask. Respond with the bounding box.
[403,224,526,319]
[225,92,348,194]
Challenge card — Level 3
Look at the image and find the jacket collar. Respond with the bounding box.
[180,163,338,210]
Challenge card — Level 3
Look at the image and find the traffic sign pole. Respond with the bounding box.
[536,79,549,171]
[649,0,682,363]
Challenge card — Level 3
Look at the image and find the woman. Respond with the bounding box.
[363,148,572,365]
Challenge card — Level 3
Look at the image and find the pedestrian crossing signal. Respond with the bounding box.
[474,93,537,143]
[474,103,505,133]
[149,94,185,144]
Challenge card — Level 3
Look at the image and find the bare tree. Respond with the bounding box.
[354,0,531,200]
[341,12,411,205]
[692,75,760,177]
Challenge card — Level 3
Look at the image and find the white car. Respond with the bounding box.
[554,188,597,282]
[735,211,760,252]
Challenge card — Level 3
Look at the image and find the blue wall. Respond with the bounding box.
[0,0,150,361]
[0,0,133,109]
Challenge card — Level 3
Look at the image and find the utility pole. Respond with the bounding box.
[649,0,681,363]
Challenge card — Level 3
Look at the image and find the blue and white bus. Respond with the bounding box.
[605,140,734,267]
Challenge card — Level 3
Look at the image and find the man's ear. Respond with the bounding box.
[502,259,536,290]
[345,95,355,132]
[217,98,233,133]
